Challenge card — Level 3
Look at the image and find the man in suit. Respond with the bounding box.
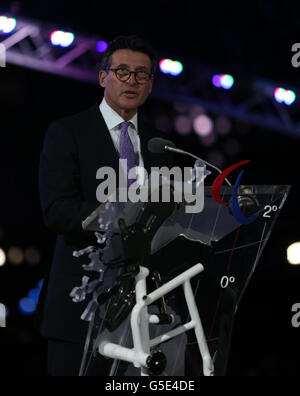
[38,36,172,376]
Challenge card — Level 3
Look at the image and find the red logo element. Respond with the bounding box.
[211,160,251,205]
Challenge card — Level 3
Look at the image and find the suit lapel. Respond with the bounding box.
[86,103,120,171]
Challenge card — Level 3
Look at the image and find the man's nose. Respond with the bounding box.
[127,72,138,85]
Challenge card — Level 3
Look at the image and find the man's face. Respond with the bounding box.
[99,49,153,120]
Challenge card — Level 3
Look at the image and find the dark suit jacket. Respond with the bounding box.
[38,102,173,343]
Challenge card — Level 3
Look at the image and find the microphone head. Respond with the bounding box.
[148,137,176,154]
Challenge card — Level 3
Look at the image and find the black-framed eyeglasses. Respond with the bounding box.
[105,67,153,84]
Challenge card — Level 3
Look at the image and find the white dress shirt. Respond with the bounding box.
[99,98,145,185]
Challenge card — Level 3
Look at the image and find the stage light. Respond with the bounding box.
[221,74,234,89]
[50,30,61,45]
[50,30,75,47]
[212,74,234,89]
[0,248,6,267]
[274,87,296,106]
[61,32,75,47]
[212,75,222,88]
[274,88,286,103]
[0,16,16,34]
[159,58,183,76]
[285,90,296,105]
[97,40,108,53]
[193,114,214,136]
[287,242,300,265]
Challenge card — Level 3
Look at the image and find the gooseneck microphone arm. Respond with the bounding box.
[148,138,232,187]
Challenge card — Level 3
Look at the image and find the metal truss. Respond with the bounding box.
[0,16,101,84]
[1,15,300,138]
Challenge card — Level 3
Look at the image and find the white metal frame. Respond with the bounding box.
[98,263,214,376]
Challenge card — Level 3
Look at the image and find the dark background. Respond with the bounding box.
[0,0,299,376]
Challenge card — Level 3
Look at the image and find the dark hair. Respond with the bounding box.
[100,35,157,74]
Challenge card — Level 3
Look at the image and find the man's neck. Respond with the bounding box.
[121,109,137,121]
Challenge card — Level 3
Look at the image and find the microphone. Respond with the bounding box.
[148,137,232,186]
[148,138,260,218]
[147,137,176,154]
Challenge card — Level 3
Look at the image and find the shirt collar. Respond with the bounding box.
[100,97,138,131]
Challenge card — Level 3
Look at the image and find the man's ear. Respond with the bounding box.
[99,70,107,88]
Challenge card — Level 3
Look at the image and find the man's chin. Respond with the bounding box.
[121,97,139,109]
[121,103,139,115]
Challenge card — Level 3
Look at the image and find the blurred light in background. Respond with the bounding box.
[159,58,183,76]
[0,248,6,267]
[198,132,217,147]
[215,116,232,136]
[287,242,300,265]
[96,40,108,53]
[212,74,234,90]
[193,114,214,136]
[24,247,41,266]
[7,247,24,265]
[174,115,192,135]
[274,88,296,106]
[50,30,75,47]
[0,16,17,34]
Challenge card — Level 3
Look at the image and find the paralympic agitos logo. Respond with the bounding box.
[212,160,259,225]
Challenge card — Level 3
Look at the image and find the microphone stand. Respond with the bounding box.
[164,145,232,187]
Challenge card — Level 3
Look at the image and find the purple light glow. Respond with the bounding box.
[97,40,108,53]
